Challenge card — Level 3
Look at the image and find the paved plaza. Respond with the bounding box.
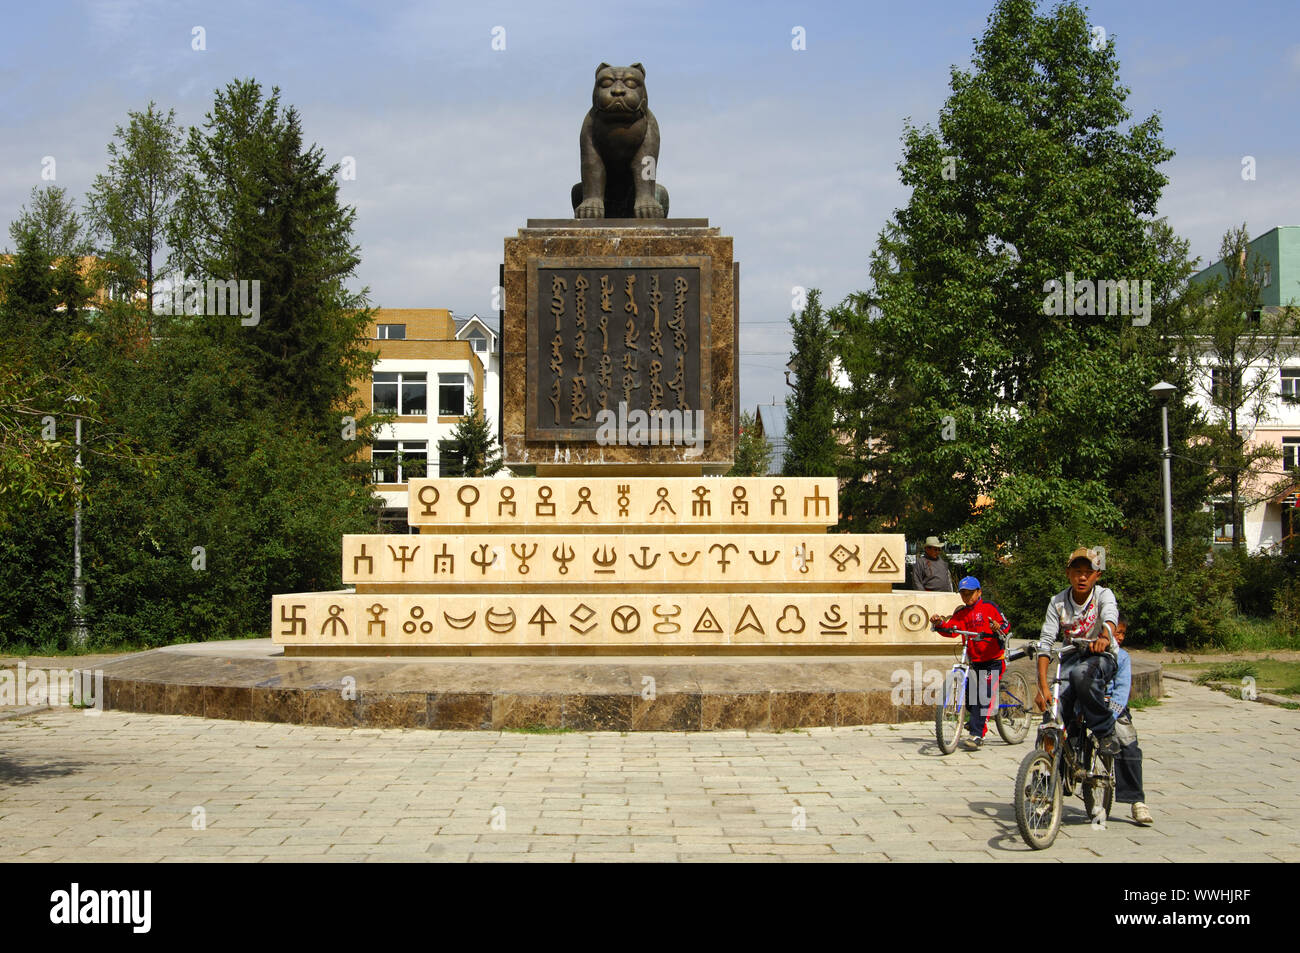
[0,679,1295,862]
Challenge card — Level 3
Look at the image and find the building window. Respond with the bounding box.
[469,330,488,353]
[1263,264,1272,288]
[1211,366,1240,406]
[1284,438,1300,472]
[377,324,406,340]
[1212,501,1244,543]
[438,439,464,478]
[1282,368,1299,404]
[371,440,427,484]
[372,372,427,416]
[439,373,469,416]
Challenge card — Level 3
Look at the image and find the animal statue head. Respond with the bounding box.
[591,63,648,121]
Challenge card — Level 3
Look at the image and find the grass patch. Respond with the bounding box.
[1128,696,1162,710]
[1214,616,1300,652]
[1194,662,1259,684]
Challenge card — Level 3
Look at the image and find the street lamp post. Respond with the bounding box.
[66,395,88,648]
[1149,382,1177,569]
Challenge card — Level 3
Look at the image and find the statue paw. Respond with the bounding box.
[575,199,605,219]
[634,202,665,219]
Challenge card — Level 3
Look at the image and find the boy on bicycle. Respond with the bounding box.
[1109,615,1154,825]
[1035,547,1121,755]
[930,576,1008,750]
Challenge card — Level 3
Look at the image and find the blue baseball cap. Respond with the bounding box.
[958,576,981,591]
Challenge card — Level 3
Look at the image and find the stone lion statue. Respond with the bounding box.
[571,62,669,219]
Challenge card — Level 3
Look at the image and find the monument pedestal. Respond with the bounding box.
[502,219,737,474]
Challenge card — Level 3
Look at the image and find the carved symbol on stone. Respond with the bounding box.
[709,542,739,572]
[570,603,597,635]
[552,544,576,575]
[899,604,930,633]
[592,544,617,574]
[322,604,349,636]
[858,603,887,634]
[548,376,562,420]
[417,485,440,516]
[617,484,631,517]
[599,275,613,315]
[571,486,597,515]
[530,605,557,636]
[652,604,681,634]
[731,486,749,516]
[498,485,517,517]
[511,543,538,574]
[280,603,307,636]
[536,485,556,517]
[791,543,812,575]
[820,605,848,636]
[470,543,498,575]
[443,611,477,630]
[353,543,374,575]
[650,486,675,515]
[749,548,780,566]
[691,485,711,516]
[570,377,592,423]
[735,604,764,635]
[869,547,900,573]
[771,485,787,516]
[668,550,699,567]
[829,544,861,573]
[624,318,639,350]
[550,274,567,331]
[431,543,453,574]
[366,603,387,638]
[693,607,723,634]
[803,485,831,518]
[388,543,421,574]
[629,546,660,570]
[776,605,806,634]
[611,605,641,634]
[485,607,516,633]
[457,484,480,517]
[402,605,434,635]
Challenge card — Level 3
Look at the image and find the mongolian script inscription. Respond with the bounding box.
[529,259,708,439]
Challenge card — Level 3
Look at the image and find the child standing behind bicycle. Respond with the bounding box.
[930,576,1008,750]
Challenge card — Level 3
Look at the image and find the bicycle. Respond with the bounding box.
[1012,638,1117,849]
[933,628,1033,755]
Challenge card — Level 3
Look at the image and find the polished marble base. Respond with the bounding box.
[94,639,1162,732]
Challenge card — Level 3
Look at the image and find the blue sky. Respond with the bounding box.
[4,0,1300,411]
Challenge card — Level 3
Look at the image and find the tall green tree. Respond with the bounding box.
[782,288,839,477]
[1182,226,1300,549]
[85,102,184,320]
[447,391,504,477]
[168,78,375,430]
[728,409,775,476]
[837,0,1197,550]
[7,185,89,260]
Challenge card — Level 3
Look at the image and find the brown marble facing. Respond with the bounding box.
[492,694,565,730]
[769,691,837,730]
[562,693,634,731]
[503,224,736,472]
[631,692,702,731]
[430,692,493,730]
[700,692,771,731]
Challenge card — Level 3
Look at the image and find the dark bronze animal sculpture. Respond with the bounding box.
[571,62,669,219]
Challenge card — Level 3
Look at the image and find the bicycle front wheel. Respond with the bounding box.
[1014,749,1063,850]
[935,668,966,754]
[996,670,1032,745]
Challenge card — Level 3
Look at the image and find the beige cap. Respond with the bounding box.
[1067,547,1099,569]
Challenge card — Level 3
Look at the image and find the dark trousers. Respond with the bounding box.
[1113,712,1145,803]
[1059,654,1118,737]
[966,660,1003,738]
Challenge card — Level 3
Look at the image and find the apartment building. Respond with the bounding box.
[362,309,502,532]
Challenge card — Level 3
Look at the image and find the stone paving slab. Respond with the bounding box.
[0,679,1295,862]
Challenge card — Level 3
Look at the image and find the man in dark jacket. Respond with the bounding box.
[912,536,953,592]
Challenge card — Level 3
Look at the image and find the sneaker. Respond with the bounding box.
[960,735,983,751]
[1131,802,1154,825]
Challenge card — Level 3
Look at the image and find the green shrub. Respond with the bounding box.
[973,518,1234,649]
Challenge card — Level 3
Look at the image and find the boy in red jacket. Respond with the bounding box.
[930,576,1008,750]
